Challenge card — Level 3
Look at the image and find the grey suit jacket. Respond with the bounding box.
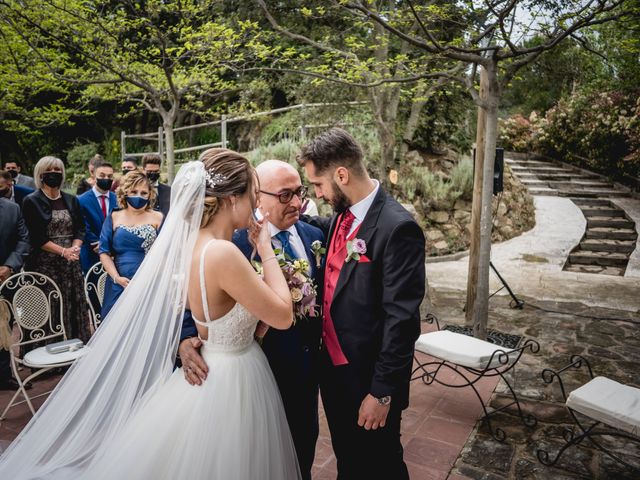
[15,173,36,189]
[0,198,30,272]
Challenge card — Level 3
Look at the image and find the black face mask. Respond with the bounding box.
[8,170,18,179]
[122,169,132,176]
[0,187,10,198]
[96,178,113,191]
[146,171,160,183]
[41,171,63,188]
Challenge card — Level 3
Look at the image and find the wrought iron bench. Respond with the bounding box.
[412,315,539,442]
[537,355,640,474]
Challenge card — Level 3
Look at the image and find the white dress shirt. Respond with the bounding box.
[347,180,380,236]
[93,186,110,213]
[268,221,309,263]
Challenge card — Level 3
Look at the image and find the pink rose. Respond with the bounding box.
[352,238,367,255]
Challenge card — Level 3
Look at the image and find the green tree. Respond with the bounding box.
[257,0,630,336]
[0,0,259,181]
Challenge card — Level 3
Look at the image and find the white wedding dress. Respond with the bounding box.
[87,239,301,479]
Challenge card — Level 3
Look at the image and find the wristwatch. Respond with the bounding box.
[375,395,392,406]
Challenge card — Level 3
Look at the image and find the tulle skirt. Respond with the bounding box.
[87,341,301,479]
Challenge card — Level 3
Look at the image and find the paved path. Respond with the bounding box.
[427,195,640,312]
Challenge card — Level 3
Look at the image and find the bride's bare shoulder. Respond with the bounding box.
[201,239,246,264]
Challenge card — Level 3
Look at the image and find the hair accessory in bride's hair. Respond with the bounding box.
[205,170,227,189]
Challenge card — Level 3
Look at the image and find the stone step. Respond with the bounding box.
[586,228,637,241]
[564,264,625,276]
[570,198,612,207]
[586,216,635,229]
[518,173,596,180]
[506,161,555,168]
[528,188,558,196]
[549,180,614,189]
[511,166,571,175]
[569,250,629,267]
[579,206,626,218]
[520,179,549,187]
[558,189,630,198]
[579,238,636,253]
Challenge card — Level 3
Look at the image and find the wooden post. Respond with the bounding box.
[120,130,126,163]
[465,69,488,329]
[158,126,164,159]
[221,115,228,148]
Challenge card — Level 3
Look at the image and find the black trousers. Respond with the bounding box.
[319,349,409,480]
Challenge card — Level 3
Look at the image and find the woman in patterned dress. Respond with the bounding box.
[22,156,92,343]
[99,170,163,320]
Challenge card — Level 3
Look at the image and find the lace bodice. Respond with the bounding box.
[192,239,258,352]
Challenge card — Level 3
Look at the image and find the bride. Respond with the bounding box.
[0,150,301,479]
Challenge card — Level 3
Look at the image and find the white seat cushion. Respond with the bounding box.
[567,376,640,436]
[415,330,516,369]
[23,344,89,367]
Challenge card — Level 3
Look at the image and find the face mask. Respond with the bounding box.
[96,178,113,191]
[42,171,63,188]
[0,187,10,198]
[122,169,131,176]
[126,196,149,209]
[8,170,18,179]
[146,171,160,183]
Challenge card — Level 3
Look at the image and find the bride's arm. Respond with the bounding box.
[211,242,293,330]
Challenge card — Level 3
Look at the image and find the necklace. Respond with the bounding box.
[42,189,62,201]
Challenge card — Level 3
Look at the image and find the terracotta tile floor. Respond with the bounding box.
[1,323,498,479]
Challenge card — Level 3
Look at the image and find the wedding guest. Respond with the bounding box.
[99,170,162,320]
[22,156,92,342]
[142,153,171,217]
[78,162,117,273]
[0,170,33,208]
[0,194,30,390]
[111,156,138,192]
[76,154,104,195]
[4,160,36,189]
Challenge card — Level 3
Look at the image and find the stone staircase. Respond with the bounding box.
[506,157,638,276]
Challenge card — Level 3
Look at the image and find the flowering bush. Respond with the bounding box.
[499,90,640,179]
[498,114,537,152]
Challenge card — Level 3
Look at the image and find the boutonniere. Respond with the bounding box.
[345,238,367,263]
[310,240,326,268]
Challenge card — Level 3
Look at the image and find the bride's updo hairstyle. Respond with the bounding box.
[198,147,256,228]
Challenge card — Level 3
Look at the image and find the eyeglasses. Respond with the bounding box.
[259,186,308,204]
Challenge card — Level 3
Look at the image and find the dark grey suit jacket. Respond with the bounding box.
[0,198,30,272]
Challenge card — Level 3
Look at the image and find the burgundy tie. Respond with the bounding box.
[334,210,355,253]
[100,195,107,218]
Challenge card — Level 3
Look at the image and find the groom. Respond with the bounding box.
[299,128,425,479]
[179,160,324,480]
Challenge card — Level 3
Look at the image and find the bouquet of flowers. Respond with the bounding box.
[252,253,319,323]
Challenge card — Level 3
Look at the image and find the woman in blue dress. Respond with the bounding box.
[99,170,164,320]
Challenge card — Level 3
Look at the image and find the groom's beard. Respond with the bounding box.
[330,180,351,214]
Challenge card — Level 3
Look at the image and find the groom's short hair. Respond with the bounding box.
[297,127,366,177]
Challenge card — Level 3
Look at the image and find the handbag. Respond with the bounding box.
[45,338,84,354]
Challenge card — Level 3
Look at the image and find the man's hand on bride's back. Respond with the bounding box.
[179,337,209,386]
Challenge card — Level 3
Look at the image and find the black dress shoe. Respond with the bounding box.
[0,377,33,390]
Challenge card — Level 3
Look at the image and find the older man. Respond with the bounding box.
[0,187,30,390]
[179,160,324,480]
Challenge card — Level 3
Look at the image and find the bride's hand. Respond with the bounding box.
[250,213,274,257]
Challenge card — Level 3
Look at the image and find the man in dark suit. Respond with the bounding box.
[299,128,425,479]
[0,192,30,390]
[4,161,36,189]
[78,162,117,273]
[142,153,171,217]
[179,160,324,480]
[1,170,33,208]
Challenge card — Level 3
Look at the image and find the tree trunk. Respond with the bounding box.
[399,91,429,159]
[164,120,176,184]
[465,71,487,329]
[468,65,500,340]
